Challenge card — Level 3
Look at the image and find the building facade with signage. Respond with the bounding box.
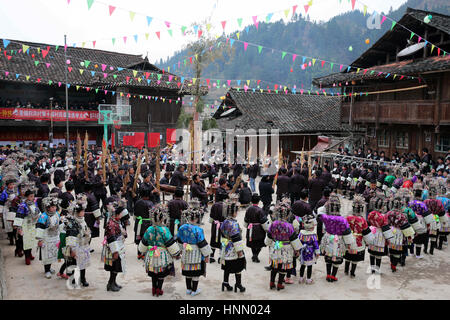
[0,38,196,147]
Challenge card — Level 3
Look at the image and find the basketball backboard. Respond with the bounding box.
[98,104,132,125]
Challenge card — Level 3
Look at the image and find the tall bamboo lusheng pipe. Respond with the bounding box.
[76,132,81,175]
[272,147,283,188]
[230,173,243,194]
[107,148,112,174]
[155,144,161,192]
[102,139,106,182]
[122,171,130,196]
[83,131,89,180]
[308,151,312,179]
[132,153,143,198]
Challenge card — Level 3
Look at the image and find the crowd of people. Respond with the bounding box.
[0,97,103,111]
[0,143,449,297]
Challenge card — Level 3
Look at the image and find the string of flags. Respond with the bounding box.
[68,0,449,60]
[68,0,315,45]
[0,38,322,92]
[0,60,387,101]
[0,35,426,95]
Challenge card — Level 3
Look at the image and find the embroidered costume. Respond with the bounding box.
[344,195,373,278]
[319,193,356,282]
[266,198,301,290]
[177,201,212,296]
[35,196,61,278]
[138,204,180,297]
[220,200,247,293]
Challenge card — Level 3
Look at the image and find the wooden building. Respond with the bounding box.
[313,8,450,159]
[0,39,196,146]
[213,88,349,161]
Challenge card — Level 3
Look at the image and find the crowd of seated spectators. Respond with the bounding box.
[0,97,103,111]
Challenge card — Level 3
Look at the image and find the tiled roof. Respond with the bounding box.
[313,55,450,86]
[0,39,206,94]
[313,8,450,87]
[214,89,345,133]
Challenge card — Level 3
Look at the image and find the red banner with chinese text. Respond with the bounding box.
[0,108,99,121]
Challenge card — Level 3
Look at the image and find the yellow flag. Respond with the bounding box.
[79,69,84,75]
[193,78,197,84]
[129,11,136,21]
[37,48,41,54]
[246,80,250,86]
[82,42,86,48]
[312,58,316,65]
[206,24,211,32]
[168,67,170,72]
[308,0,313,6]
[22,44,30,53]
[284,9,290,18]
[76,85,80,90]
[137,77,142,82]
[195,54,198,60]
[26,75,30,81]
[132,70,138,77]
[357,68,360,73]
[364,5,367,16]
[145,33,149,40]
[237,32,240,40]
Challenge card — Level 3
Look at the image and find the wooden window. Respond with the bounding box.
[396,131,409,149]
[367,126,375,138]
[377,130,389,147]
[435,135,450,153]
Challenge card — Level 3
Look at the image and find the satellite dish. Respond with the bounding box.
[397,42,426,57]
[220,107,236,117]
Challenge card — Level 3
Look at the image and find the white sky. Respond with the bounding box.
[0,0,407,64]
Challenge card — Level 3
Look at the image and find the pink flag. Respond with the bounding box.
[92,41,96,48]
[351,0,356,10]
[418,36,422,42]
[227,80,231,86]
[58,82,62,87]
[321,60,325,68]
[292,5,298,15]
[45,63,51,68]
[304,5,309,13]
[198,30,203,38]
[169,75,173,81]
[156,32,160,40]
[165,21,171,28]
[292,54,297,62]
[123,36,127,44]
[244,42,248,51]
[252,16,258,29]
[101,64,107,71]
[5,71,9,76]
[380,15,387,26]
[339,64,343,71]
[109,5,116,16]
[221,21,227,30]
[68,67,72,72]
[103,73,108,78]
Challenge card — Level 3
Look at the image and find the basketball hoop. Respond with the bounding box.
[113,120,121,130]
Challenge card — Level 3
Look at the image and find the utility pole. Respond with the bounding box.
[64,34,70,150]
[49,97,54,146]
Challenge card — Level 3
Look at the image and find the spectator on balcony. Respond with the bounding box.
[25,101,33,108]
[5,99,12,108]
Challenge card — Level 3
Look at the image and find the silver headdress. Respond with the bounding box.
[352,195,366,216]
[303,214,317,231]
[149,204,169,226]
[370,190,387,212]
[42,193,61,210]
[325,193,341,216]
[272,197,292,221]
[181,199,205,223]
